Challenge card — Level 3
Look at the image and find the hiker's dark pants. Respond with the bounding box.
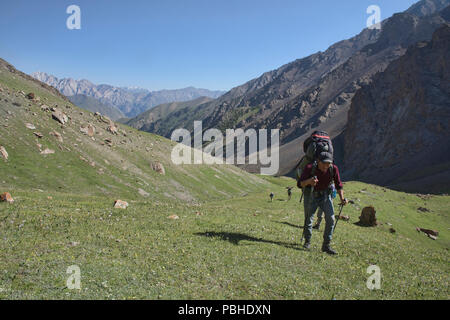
[303,190,335,244]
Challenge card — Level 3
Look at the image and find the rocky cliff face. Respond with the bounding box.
[343,25,450,193]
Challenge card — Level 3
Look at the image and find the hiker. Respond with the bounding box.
[287,187,293,201]
[298,152,348,255]
[270,192,274,202]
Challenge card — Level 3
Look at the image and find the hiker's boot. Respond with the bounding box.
[322,242,337,255]
[303,241,311,250]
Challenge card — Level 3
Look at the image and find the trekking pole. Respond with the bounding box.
[333,203,344,231]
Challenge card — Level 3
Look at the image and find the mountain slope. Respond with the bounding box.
[343,25,450,194]
[0,58,269,202]
[125,96,213,135]
[68,94,125,121]
[32,72,225,118]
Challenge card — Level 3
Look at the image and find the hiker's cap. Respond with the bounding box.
[318,152,333,163]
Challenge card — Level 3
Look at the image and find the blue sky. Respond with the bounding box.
[0,0,417,91]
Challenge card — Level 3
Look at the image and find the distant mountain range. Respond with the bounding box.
[31,71,225,118]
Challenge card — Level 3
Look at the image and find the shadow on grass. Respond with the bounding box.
[274,221,304,229]
[195,231,305,251]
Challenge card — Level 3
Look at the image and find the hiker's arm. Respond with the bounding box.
[334,166,347,205]
[300,177,318,188]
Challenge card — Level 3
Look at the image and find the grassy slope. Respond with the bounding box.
[0,60,269,203]
[0,178,448,299]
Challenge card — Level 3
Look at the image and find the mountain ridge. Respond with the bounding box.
[31,71,226,118]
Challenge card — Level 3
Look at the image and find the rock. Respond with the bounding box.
[389,228,396,233]
[104,138,113,147]
[358,206,378,227]
[416,227,439,237]
[151,162,165,175]
[33,132,43,138]
[114,200,128,209]
[168,215,179,220]
[107,123,118,135]
[0,146,8,161]
[26,92,35,100]
[52,109,69,125]
[40,104,50,112]
[40,148,55,155]
[80,124,95,137]
[417,207,430,213]
[337,215,350,221]
[0,192,14,203]
[94,112,101,117]
[25,123,36,130]
[49,131,63,143]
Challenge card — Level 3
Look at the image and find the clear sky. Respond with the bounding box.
[0,0,417,91]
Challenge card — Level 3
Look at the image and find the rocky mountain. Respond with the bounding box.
[31,72,225,118]
[68,94,125,121]
[343,24,450,194]
[125,96,213,136]
[144,0,449,159]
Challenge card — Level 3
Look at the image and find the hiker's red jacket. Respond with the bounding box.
[298,164,343,191]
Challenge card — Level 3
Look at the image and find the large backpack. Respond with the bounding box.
[295,130,334,182]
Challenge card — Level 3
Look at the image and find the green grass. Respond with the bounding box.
[0,178,448,299]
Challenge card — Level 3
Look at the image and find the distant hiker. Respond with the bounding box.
[287,187,293,201]
[270,192,274,202]
[298,152,348,255]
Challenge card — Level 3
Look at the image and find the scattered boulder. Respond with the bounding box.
[25,123,36,130]
[107,123,118,135]
[336,215,350,221]
[416,227,439,239]
[0,192,14,203]
[417,207,430,213]
[104,138,113,147]
[52,109,69,125]
[80,124,95,137]
[40,148,55,155]
[40,104,50,112]
[358,206,378,227]
[114,200,128,209]
[389,228,396,234]
[0,146,8,161]
[151,162,165,175]
[168,214,179,220]
[26,92,35,100]
[33,132,43,139]
[49,131,63,143]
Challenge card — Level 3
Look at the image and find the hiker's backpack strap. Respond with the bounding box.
[311,161,318,177]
